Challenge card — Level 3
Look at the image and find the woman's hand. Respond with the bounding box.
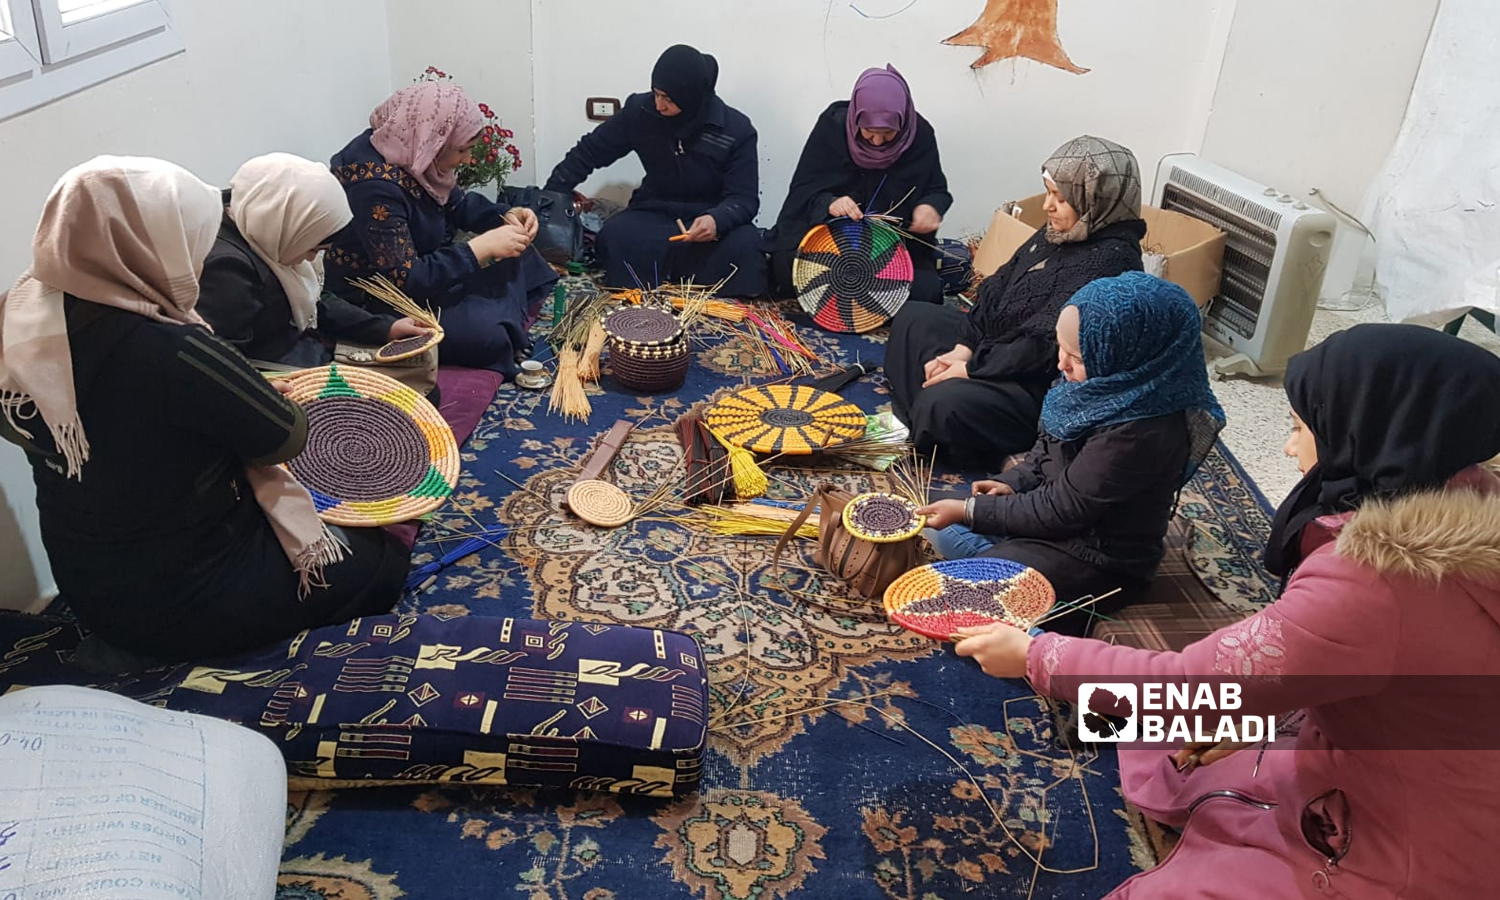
[910,203,943,234]
[952,623,1032,678]
[388,317,431,341]
[1171,740,1252,772]
[829,195,863,221]
[470,224,531,263]
[972,480,1014,496]
[915,498,966,530]
[921,345,974,384]
[685,214,719,243]
[504,208,540,241]
[922,360,968,389]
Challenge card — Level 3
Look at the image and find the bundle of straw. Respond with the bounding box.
[349,274,442,329]
[546,284,612,422]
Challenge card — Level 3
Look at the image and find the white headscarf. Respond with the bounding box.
[226,153,353,331]
[0,155,344,594]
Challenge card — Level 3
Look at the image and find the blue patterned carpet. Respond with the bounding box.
[0,301,1279,900]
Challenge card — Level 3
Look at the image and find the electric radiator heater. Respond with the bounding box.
[1154,155,1335,377]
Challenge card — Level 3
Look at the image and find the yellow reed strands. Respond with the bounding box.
[548,346,591,422]
[348,275,441,329]
[578,321,607,382]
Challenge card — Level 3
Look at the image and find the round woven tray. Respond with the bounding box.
[793,219,914,333]
[609,335,689,393]
[842,492,926,543]
[279,364,458,526]
[374,328,444,363]
[602,304,683,347]
[883,558,1056,640]
[566,479,635,527]
[703,385,866,455]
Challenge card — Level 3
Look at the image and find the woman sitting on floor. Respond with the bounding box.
[950,323,1500,899]
[770,64,952,305]
[198,153,433,370]
[917,272,1223,636]
[325,81,557,377]
[0,157,409,667]
[544,44,764,297]
[885,135,1146,465]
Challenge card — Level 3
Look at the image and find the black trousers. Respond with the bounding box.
[73,509,411,662]
[597,209,768,297]
[883,304,1045,468]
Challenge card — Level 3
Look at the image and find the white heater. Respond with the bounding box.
[1154,155,1335,377]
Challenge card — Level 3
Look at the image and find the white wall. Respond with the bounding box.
[0,0,394,611]
[529,0,1236,236]
[386,0,537,189]
[1199,0,1440,300]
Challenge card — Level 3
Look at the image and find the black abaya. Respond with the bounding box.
[770,102,952,301]
[883,219,1145,467]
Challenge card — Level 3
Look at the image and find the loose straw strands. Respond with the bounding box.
[348,275,441,329]
[547,285,613,422]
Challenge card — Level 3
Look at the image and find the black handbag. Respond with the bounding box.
[503,185,584,264]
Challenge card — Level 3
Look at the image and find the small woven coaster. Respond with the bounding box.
[842,492,925,543]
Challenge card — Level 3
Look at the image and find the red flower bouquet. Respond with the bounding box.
[419,67,522,190]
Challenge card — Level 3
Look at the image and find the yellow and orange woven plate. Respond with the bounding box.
[278,365,458,527]
[703,385,866,455]
[883,558,1056,640]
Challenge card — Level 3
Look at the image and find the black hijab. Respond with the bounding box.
[1266,323,1500,580]
[651,45,719,137]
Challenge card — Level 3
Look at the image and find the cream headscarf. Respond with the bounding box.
[226,153,353,332]
[0,156,343,595]
[1041,135,1143,245]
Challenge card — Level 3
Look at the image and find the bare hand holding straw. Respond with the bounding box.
[469,223,532,263]
[828,195,863,221]
[1172,739,1253,773]
[504,207,540,241]
[387,317,433,341]
[950,622,1032,678]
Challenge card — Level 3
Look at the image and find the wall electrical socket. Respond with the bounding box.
[585,97,620,121]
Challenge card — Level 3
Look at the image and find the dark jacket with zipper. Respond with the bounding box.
[972,412,1190,579]
[544,92,759,232]
[199,217,396,368]
[0,298,308,637]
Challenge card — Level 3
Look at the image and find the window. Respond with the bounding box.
[0,0,181,122]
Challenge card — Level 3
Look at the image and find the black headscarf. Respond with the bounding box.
[1266,323,1500,580]
[651,45,719,137]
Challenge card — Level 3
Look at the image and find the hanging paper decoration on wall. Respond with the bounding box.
[945,0,1089,73]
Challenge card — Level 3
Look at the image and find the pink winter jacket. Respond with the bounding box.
[1028,465,1500,899]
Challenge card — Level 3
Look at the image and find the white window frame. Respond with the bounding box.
[0,0,43,81]
[0,0,181,123]
[35,0,169,64]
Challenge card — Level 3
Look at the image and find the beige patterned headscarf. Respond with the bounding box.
[1042,135,1142,245]
[0,156,343,595]
[227,153,353,332]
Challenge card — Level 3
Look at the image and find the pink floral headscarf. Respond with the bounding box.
[369,82,484,203]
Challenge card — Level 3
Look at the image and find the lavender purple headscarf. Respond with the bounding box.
[846,65,917,170]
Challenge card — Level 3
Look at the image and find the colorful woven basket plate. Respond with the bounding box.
[842,492,926,543]
[883,558,1056,640]
[703,385,866,455]
[280,365,459,527]
[792,219,914,333]
[374,328,444,363]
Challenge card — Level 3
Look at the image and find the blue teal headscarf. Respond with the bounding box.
[1039,272,1225,485]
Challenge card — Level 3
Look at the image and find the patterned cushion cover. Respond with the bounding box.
[162,614,709,797]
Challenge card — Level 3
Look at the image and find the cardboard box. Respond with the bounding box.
[971,194,1226,308]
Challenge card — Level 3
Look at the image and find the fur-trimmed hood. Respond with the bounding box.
[1335,463,1500,582]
